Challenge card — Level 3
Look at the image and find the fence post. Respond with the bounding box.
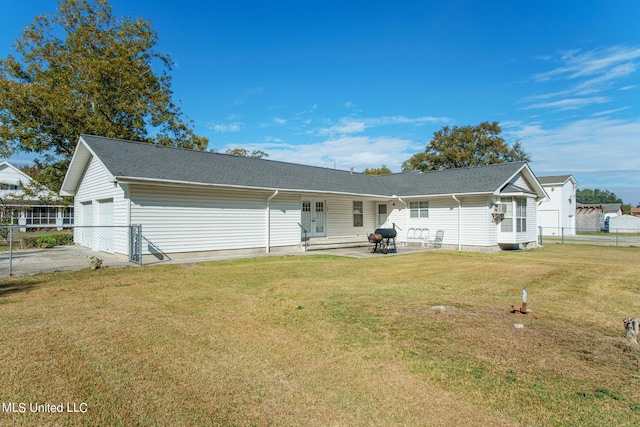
[137,225,143,265]
[616,228,619,247]
[561,227,564,244]
[8,226,13,276]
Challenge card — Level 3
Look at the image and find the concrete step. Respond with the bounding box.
[305,237,371,251]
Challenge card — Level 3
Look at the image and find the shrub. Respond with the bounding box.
[20,233,73,249]
[36,236,57,248]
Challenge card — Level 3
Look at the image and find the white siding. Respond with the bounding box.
[130,185,299,255]
[325,196,377,238]
[513,175,533,192]
[538,180,576,236]
[73,156,127,254]
[458,196,493,247]
[269,193,302,247]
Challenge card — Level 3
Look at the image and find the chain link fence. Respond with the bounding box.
[538,227,640,248]
[0,225,142,277]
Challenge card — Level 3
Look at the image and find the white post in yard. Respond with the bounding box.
[521,287,528,313]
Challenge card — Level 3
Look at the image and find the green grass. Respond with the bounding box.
[1,245,640,426]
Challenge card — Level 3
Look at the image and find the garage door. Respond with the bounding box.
[98,199,114,253]
[80,202,93,248]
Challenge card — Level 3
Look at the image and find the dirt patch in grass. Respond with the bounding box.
[1,245,640,426]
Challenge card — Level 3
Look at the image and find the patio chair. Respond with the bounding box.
[430,230,444,248]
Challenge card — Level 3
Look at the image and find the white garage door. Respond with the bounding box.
[98,199,114,253]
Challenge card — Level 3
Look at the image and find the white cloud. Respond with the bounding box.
[253,135,420,172]
[210,122,244,133]
[318,120,366,136]
[524,96,610,111]
[523,45,640,112]
[271,117,287,125]
[314,115,449,137]
[532,46,640,82]
[507,117,640,173]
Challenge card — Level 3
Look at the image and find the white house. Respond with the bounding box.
[537,175,578,236]
[0,161,73,227]
[60,135,548,259]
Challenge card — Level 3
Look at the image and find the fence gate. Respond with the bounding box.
[129,224,142,266]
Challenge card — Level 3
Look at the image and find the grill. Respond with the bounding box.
[368,228,397,254]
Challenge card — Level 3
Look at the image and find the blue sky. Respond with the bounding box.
[2,1,640,204]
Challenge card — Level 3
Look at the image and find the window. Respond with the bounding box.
[25,207,57,225]
[516,198,527,232]
[62,207,74,226]
[353,201,363,227]
[409,201,429,218]
[500,198,513,232]
[500,197,527,233]
[377,204,388,226]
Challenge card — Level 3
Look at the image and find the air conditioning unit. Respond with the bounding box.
[492,203,507,214]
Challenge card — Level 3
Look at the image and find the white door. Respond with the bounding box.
[377,203,389,227]
[80,202,93,248]
[301,200,326,238]
[98,199,114,253]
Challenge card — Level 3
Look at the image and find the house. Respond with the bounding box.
[602,203,623,219]
[631,208,640,217]
[0,161,73,228]
[536,175,578,236]
[60,135,548,259]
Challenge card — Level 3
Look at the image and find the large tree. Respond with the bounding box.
[0,0,208,193]
[363,165,392,175]
[576,188,622,204]
[225,148,269,159]
[402,121,529,172]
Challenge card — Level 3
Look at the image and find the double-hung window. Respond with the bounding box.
[353,201,363,227]
[516,198,527,232]
[409,201,429,218]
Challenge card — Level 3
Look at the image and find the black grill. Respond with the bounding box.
[368,227,398,254]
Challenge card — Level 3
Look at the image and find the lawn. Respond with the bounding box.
[1,245,639,426]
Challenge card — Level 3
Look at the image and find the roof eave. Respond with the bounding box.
[114,176,394,199]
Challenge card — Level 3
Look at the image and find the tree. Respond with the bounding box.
[402,121,530,172]
[363,165,392,175]
[576,188,622,204]
[225,148,269,159]
[0,0,208,193]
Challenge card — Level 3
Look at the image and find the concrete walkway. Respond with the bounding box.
[0,242,433,278]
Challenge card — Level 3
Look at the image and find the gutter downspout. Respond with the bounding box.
[452,195,462,251]
[397,197,408,241]
[266,190,279,253]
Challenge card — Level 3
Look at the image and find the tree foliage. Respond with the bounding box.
[0,0,208,192]
[363,165,392,175]
[225,148,269,159]
[402,121,530,172]
[576,188,622,204]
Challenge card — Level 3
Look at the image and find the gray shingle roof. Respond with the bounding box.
[538,175,572,185]
[78,135,531,198]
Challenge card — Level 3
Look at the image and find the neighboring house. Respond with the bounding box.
[631,208,640,217]
[602,203,623,219]
[60,135,548,258]
[537,175,578,236]
[0,161,73,227]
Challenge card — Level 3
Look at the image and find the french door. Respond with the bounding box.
[301,200,326,237]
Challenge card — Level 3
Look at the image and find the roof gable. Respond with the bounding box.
[0,161,33,186]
